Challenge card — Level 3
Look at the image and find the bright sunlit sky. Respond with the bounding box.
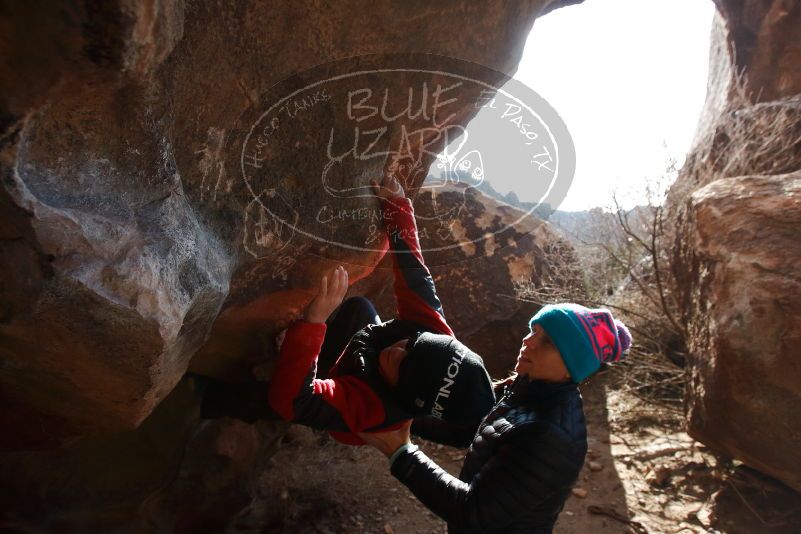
[491,0,716,211]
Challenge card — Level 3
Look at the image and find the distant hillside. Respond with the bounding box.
[424,173,650,247]
[426,174,650,254]
[472,180,556,219]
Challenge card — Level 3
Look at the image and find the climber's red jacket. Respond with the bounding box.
[267,196,453,445]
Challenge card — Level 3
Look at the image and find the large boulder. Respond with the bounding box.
[0,0,578,450]
[667,2,801,491]
[0,0,583,530]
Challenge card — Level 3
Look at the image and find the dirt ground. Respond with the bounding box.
[231,371,801,533]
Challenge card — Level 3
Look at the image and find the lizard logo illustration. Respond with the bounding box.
[416,127,485,225]
[432,130,485,189]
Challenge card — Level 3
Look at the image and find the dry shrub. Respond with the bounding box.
[523,170,688,410]
[513,236,588,304]
[676,69,801,202]
[607,74,801,409]
[610,291,685,411]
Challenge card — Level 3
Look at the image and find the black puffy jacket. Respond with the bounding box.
[391,377,588,533]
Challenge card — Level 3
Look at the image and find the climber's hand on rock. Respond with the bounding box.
[370,174,405,202]
[305,265,348,324]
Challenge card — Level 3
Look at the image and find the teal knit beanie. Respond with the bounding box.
[529,303,632,383]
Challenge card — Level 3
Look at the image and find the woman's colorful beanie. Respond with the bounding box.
[529,303,632,383]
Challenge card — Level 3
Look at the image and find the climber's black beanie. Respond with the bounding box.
[395,333,495,426]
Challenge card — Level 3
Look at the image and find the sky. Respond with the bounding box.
[488,0,716,211]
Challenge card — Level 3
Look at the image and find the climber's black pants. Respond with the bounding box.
[197,297,380,422]
[318,296,381,378]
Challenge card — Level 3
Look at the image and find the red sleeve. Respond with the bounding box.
[268,320,386,432]
[382,197,454,336]
[267,320,326,421]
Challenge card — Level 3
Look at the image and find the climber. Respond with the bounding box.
[195,173,495,447]
[359,302,632,533]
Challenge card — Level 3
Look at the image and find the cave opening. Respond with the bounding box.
[458,0,717,215]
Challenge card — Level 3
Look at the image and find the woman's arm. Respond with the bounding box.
[391,432,573,532]
[372,175,454,336]
[268,267,387,433]
[410,416,477,449]
[361,423,577,532]
[267,319,350,430]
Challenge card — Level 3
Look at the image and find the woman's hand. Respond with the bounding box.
[359,419,412,458]
[305,265,349,324]
[370,174,406,201]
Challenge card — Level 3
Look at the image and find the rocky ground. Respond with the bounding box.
[231,370,801,534]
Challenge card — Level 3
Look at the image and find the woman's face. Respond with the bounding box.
[378,338,410,387]
[515,324,571,382]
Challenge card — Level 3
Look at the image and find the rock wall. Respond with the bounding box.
[0,0,579,451]
[0,0,583,529]
[1,379,284,532]
[667,1,801,491]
